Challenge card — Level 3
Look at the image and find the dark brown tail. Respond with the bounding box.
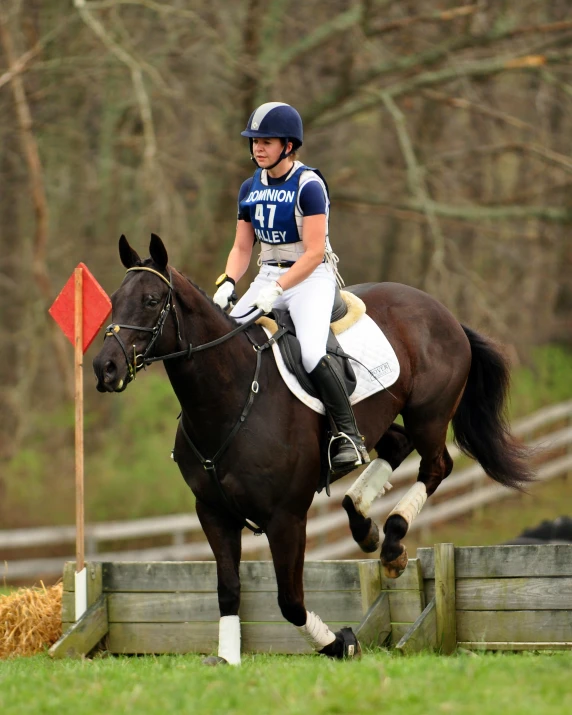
[452,326,535,490]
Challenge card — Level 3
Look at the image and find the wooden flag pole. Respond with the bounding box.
[49,261,111,621]
[74,266,87,619]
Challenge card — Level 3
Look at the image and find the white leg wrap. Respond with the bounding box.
[388,481,428,527]
[295,611,336,651]
[345,458,393,517]
[218,615,241,665]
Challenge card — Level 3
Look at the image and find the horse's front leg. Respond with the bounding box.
[266,510,361,659]
[196,499,242,665]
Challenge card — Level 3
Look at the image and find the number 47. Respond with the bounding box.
[255,203,276,229]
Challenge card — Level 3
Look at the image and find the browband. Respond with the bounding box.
[126,266,172,287]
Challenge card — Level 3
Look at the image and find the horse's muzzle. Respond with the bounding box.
[93,355,128,393]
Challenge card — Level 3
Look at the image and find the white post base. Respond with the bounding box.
[388,481,428,527]
[218,615,241,665]
[345,458,393,517]
[74,567,87,621]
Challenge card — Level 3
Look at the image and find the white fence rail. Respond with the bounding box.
[2,400,571,580]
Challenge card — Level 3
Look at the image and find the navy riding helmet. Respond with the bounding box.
[241,102,303,169]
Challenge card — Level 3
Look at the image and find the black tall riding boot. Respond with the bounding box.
[309,356,370,472]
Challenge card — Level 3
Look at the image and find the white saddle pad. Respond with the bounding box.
[262,313,400,414]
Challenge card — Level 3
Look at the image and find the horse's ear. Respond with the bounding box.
[119,234,141,268]
[149,233,168,270]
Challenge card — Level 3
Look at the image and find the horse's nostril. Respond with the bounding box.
[104,360,117,381]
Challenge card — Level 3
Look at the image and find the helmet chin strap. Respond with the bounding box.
[250,138,293,170]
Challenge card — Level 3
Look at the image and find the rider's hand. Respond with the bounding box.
[253,281,284,313]
[213,279,237,310]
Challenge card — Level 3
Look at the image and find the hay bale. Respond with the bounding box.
[0,583,62,658]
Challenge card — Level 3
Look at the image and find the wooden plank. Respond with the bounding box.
[395,597,437,655]
[102,589,363,624]
[61,562,103,622]
[62,561,103,595]
[50,596,108,659]
[355,592,391,648]
[381,559,422,590]
[388,590,424,623]
[359,560,381,614]
[390,623,414,646]
[458,641,572,651]
[87,562,103,608]
[63,561,75,591]
[435,543,456,654]
[97,561,364,593]
[417,544,572,579]
[456,577,572,611]
[107,621,369,655]
[425,579,435,604]
[457,611,572,643]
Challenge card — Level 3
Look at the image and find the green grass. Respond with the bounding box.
[1,651,571,715]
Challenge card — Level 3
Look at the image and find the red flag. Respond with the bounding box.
[49,263,111,353]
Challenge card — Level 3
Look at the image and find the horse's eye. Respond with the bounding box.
[146,296,160,307]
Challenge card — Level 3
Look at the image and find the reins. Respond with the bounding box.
[104,265,268,534]
[105,266,263,378]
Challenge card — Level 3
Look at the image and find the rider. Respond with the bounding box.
[213,101,369,472]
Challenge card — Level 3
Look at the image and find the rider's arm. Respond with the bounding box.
[275,214,326,291]
[224,220,255,283]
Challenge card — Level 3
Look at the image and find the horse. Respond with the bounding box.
[93,234,533,663]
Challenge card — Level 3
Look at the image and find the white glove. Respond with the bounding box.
[213,280,236,310]
[253,281,283,313]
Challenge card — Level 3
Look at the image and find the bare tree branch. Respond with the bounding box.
[0,16,74,91]
[332,194,572,223]
[0,8,73,399]
[312,49,572,128]
[426,141,572,175]
[366,4,478,36]
[380,92,447,292]
[85,0,237,68]
[305,14,572,128]
[73,0,169,227]
[503,18,572,39]
[421,89,540,134]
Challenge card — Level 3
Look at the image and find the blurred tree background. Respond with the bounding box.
[0,0,571,528]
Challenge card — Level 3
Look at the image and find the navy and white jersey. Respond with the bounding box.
[237,161,331,249]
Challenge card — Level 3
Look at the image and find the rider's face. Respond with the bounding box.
[252,137,292,168]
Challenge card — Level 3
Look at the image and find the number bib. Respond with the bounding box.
[240,165,310,244]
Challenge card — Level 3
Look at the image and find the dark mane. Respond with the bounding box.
[168,264,241,330]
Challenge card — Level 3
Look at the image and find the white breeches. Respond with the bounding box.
[231,263,336,373]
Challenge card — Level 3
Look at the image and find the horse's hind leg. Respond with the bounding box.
[266,510,361,659]
[195,500,243,665]
[381,415,453,578]
[343,423,415,553]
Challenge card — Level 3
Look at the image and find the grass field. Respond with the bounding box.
[1,651,571,715]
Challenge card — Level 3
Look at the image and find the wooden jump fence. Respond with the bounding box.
[51,543,572,658]
[3,400,572,581]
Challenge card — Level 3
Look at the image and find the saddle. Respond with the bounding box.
[257,286,366,398]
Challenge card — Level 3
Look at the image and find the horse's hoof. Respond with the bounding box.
[342,496,380,553]
[358,520,380,553]
[202,656,228,666]
[319,627,362,660]
[381,545,408,579]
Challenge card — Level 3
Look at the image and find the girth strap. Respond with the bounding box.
[177,347,264,535]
